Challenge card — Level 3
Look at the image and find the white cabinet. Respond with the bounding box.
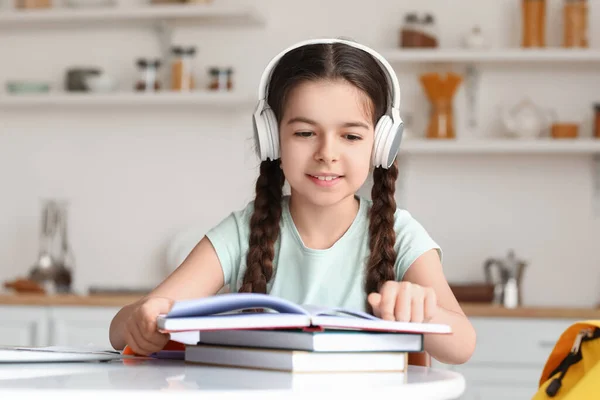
[462,386,538,400]
[48,306,121,348]
[467,317,572,365]
[0,305,118,348]
[448,317,577,400]
[0,306,49,347]
[454,364,541,400]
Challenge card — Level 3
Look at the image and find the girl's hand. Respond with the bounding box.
[367,281,438,323]
[123,297,174,356]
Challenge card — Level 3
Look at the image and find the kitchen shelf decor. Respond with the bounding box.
[383,47,600,132]
[0,3,265,110]
[383,46,600,216]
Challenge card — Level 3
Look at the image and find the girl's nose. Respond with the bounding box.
[314,135,339,163]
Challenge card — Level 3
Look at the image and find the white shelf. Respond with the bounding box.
[382,48,600,63]
[0,4,264,28]
[399,139,600,154]
[0,92,256,107]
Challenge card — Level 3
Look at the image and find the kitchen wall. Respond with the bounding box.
[1,0,599,306]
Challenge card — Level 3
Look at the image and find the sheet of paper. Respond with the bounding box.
[0,345,124,363]
[0,345,120,354]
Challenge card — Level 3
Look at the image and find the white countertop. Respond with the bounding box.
[0,358,465,399]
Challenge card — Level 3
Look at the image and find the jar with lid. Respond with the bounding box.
[135,58,161,92]
[563,0,588,48]
[399,13,420,47]
[522,0,546,47]
[171,46,196,91]
[208,67,233,91]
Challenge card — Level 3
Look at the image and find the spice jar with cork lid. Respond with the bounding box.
[208,67,233,91]
[135,58,161,92]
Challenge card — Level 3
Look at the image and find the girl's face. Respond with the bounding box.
[279,79,375,207]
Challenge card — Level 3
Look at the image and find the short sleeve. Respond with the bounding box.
[393,209,442,281]
[205,201,254,287]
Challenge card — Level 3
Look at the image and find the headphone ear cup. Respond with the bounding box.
[263,108,280,160]
[373,115,392,168]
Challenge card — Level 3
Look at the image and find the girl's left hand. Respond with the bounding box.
[367,281,438,323]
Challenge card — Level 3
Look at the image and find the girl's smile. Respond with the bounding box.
[307,174,343,187]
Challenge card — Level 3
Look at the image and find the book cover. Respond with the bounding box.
[198,329,424,352]
[185,344,408,373]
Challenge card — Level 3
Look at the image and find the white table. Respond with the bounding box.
[0,358,465,399]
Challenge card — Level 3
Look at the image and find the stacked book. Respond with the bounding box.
[157,293,451,373]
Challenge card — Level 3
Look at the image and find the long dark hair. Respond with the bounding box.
[238,42,399,309]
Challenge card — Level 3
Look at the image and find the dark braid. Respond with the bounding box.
[366,159,399,307]
[238,159,285,293]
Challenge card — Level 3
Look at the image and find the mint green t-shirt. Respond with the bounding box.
[205,196,441,312]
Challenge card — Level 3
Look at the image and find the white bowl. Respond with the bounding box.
[84,74,118,93]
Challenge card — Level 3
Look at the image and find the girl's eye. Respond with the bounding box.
[345,134,362,141]
[295,131,314,137]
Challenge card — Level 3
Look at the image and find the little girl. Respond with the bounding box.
[109,38,476,365]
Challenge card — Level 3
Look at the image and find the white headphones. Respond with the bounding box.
[252,38,404,169]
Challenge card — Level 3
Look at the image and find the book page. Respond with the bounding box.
[164,293,310,318]
[309,315,452,334]
[300,305,379,320]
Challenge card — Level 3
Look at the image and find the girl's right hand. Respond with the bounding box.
[123,297,174,356]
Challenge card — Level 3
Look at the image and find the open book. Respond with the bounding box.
[157,293,451,334]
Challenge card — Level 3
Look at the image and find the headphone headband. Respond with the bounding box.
[257,38,400,110]
[253,38,404,168]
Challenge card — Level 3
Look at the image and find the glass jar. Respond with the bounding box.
[563,0,588,48]
[399,13,420,48]
[427,99,455,139]
[135,58,161,92]
[208,67,233,91]
[522,0,546,47]
[171,46,196,91]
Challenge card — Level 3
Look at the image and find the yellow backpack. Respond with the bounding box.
[533,320,600,399]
